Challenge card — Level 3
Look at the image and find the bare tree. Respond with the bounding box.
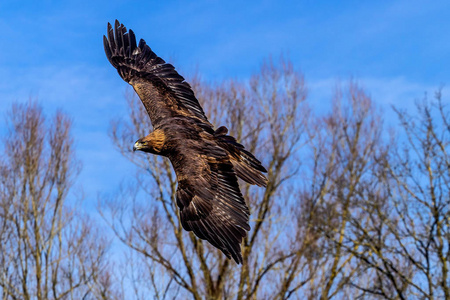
[101,52,449,299]
[340,91,450,300]
[296,82,391,299]
[0,102,114,300]
[101,57,315,299]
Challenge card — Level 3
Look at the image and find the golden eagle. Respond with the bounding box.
[103,20,267,264]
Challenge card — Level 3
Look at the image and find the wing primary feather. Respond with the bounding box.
[107,23,116,55]
[123,31,130,57]
[114,20,122,55]
[103,35,112,64]
[129,29,137,54]
[202,217,242,263]
[120,23,128,57]
[198,219,231,258]
[187,220,208,240]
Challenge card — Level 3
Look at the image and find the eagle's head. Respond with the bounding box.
[133,129,166,155]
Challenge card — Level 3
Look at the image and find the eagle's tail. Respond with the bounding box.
[215,126,268,187]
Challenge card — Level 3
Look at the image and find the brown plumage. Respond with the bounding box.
[104,20,267,264]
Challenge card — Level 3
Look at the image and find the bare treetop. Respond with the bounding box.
[0,102,113,300]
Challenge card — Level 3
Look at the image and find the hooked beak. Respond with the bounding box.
[133,141,140,152]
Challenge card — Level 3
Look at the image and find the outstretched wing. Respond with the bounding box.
[173,144,251,264]
[103,20,211,129]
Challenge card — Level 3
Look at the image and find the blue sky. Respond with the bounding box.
[0,0,449,202]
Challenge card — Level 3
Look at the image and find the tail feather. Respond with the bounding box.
[215,126,268,187]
